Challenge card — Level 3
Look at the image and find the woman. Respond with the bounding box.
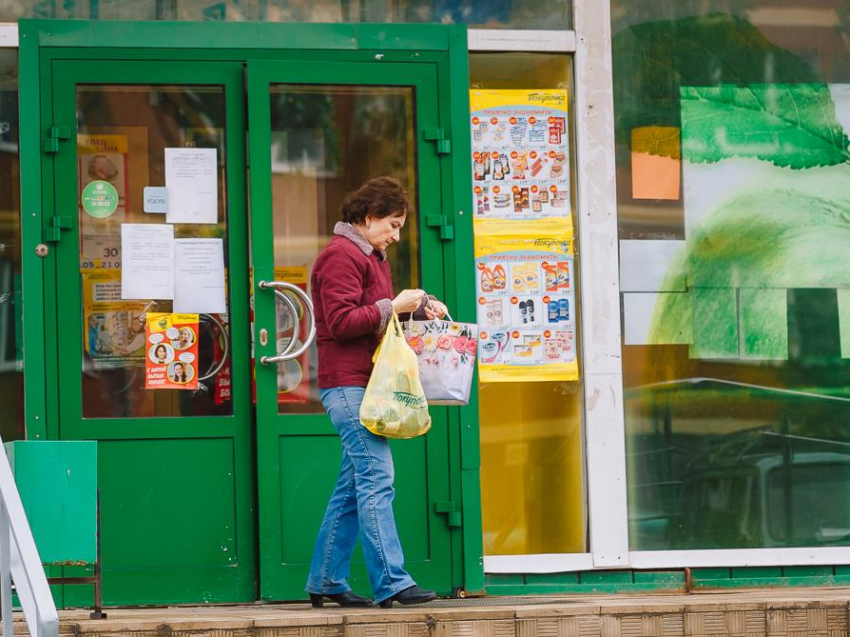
[176,327,195,350]
[170,362,188,384]
[153,344,170,365]
[306,177,447,609]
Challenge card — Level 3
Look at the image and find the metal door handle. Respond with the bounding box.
[198,313,229,381]
[258,280,317,365]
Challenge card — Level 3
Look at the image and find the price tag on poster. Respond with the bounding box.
[474,223,578,383]
[145,313,200,390]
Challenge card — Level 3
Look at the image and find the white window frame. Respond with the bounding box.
[482,0,850,575]
[0,23,17,47]
[474,0,630,574]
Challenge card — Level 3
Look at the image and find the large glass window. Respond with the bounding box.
[0,49,22,442]
[613,0,850,550]
[0,0,571,29]
[471,52,585,556]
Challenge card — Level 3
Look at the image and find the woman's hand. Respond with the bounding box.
[424,300,448,320]
[392,289,426,314]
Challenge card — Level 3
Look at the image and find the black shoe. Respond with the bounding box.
[378,585,437,608]
[309,591,374,608]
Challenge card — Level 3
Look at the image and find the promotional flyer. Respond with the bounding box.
[78,134,129,218]
[83,269,148,369]
[475,225,578,382]
[145,312,199,390]
[470,89,572,230]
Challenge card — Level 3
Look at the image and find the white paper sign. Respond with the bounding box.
[164,148,218,224]
[143,186,169,214]
[121,224,174,300]
[173,238,227,313]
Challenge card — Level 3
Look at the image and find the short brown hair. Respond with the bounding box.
[340,177,411,225]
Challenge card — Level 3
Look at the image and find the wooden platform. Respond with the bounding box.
[17,588,850,637]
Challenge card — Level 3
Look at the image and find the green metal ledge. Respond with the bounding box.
[486,567,850,595]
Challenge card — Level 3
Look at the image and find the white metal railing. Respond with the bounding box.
[0,435,58,637]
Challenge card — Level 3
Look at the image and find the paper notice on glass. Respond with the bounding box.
[121,223,174,300]
[173,238,227,313]
[164,148,218,224]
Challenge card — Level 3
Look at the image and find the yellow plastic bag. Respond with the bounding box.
[360,314,431,439]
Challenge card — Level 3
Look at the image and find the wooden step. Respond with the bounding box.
[10,587,850,637]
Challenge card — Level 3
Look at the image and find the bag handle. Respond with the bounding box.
[406,294,453,331]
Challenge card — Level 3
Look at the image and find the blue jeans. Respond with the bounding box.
[306,386,415,603]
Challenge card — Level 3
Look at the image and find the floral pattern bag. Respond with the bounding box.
[404,314,478,406]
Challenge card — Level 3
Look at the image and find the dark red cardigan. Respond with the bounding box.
[312,229,394,389]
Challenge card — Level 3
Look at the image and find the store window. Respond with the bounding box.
[0,49,23,442]
[0,0,572,29]
[613,0,850,550]
[470,53,585,555]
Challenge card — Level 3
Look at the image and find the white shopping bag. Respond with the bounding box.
[404,314,478,406]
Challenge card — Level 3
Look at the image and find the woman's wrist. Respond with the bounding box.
[376,299,393,331]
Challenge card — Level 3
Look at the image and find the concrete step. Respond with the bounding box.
[10,587,850,637]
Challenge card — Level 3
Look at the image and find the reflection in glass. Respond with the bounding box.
[0,0,572,29]
[268,85,419,415]
[76,85,232,418]
[471,53,585,555]
[613,0,850,549]
[0,50,23,441]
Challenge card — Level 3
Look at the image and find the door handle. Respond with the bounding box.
[257,280,317,365]
[197,313,230,382]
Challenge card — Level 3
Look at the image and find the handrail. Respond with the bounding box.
[624,376,850,404]
[0,434,59,637]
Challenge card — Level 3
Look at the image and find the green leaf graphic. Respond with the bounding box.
[613,14,819,154]
[681,85,850,168]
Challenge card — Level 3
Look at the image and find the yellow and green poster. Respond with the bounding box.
[470,89,578,382]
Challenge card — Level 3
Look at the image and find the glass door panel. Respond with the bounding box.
[268,84,420,414]
[75,84,233,418]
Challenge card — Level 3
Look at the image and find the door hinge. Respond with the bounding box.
[423,128,451,155]
[44,126,70,154]
[434,501,462,528]
[45,216,72,242]
[425,214,455,241]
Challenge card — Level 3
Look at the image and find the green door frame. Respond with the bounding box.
[17,19,484,598]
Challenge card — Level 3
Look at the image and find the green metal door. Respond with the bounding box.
[25,21,476,606]
[247,59,456,600]
[44,60,256,604]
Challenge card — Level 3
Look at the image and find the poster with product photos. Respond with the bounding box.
[470,89,571,224]
[474,226,578,382]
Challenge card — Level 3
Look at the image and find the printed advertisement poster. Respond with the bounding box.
[475,225,578,382]
[78,134,129,217]
[470,89,572,228]
[83,270,148,369]
[145,313,199,390]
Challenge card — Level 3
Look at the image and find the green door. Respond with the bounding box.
[46,60,255,604]
[37,47,462,604]
[247,60,455,600]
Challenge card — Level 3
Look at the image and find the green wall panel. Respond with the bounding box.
[7,440,96,565]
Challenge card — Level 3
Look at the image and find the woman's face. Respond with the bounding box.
[362,213,406,252]
[155,345,167,359]
[174,363,184,376]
